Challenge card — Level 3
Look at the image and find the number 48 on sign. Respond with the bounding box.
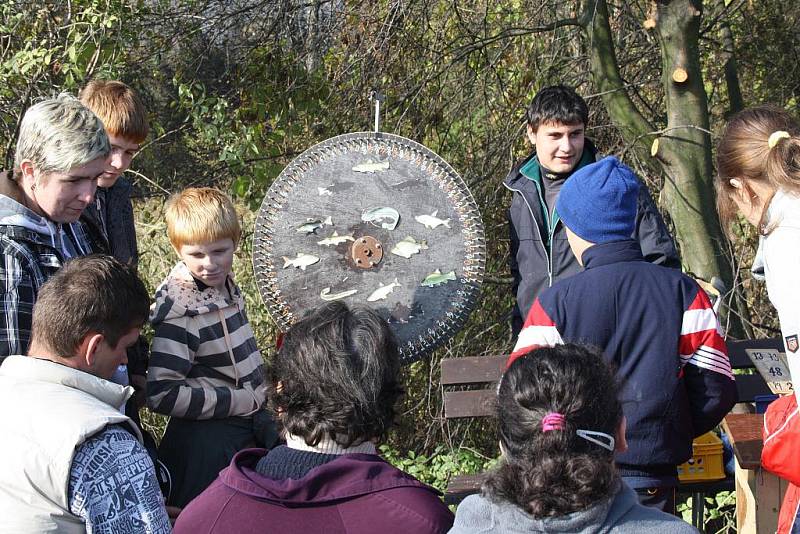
[746,348,794,394]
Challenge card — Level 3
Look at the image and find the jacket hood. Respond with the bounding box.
[150,261,240,324]
[218,448,440,506]
[453,481,640,534]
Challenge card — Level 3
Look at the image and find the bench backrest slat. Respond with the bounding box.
[441,338,784,421]
[444,390,496,418]
[440,355,505,386]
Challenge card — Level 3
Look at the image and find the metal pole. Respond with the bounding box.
[370,90,385,133]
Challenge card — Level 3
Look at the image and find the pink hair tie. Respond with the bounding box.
[541,412,566,432]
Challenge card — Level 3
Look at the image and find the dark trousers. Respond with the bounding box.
[158,413,278,508]
[634,486,677,515]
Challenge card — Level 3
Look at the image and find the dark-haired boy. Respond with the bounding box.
[508,157,736,513]
[505,85,680,334]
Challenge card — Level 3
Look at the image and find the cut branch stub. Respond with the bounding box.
[643,18,656,29]
[651,138,660,157]
[672,67,688,84]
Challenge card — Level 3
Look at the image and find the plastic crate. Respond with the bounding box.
[677,431,726,482]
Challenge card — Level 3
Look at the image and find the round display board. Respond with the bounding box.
[253,132,485,364]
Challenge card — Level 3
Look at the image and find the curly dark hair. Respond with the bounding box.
[484,344,622,518]
[268,301,404,448]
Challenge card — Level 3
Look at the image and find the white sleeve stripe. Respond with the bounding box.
[685,358,735,379]
[513,325,563,353]
[681,308,720,335]
[681,345,729,362]
[688,352,733,373]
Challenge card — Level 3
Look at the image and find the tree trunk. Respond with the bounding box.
[650,0,730,282]
[711,0,745,116]
[582,0,743,334]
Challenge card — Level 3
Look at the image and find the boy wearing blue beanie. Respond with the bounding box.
[508,156,736,514]
[504,85,679,336]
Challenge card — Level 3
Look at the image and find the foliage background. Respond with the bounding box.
[3,1,799,529]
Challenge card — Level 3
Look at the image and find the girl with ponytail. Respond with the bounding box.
[716,105,800,534]
[448,344,697,533]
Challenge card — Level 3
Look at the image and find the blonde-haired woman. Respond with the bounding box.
[716,105,800,534]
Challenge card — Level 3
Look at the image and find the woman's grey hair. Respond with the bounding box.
[269,301,404,448]
[13,93,110,177]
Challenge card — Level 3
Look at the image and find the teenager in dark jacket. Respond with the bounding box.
[505,85,679,335]
[174,301,454,534]
[451,345,698,534]
[509,157,736,513]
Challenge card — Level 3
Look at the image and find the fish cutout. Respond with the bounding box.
[320,287,358,301]
[317,231,355,247]
[390,236,428,259]
[296,216,334,234]
[366,279,401,302]
[390,179,423,190]
[361,207,400,231]
[421,269,457,287]
[352,160,390,173]
[415,210,450,229]
[282,253,320,270]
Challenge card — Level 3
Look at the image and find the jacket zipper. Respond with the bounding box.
[503,182,552,285]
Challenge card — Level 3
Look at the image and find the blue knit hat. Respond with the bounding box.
[555,156,640,244]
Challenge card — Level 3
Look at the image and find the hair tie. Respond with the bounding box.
[768,130,790,149]
[541,412,566,432]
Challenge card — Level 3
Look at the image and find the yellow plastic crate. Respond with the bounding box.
[677,431,726,482]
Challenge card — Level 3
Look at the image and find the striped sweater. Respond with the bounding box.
[147,262,267,419]
[509,239,736,482]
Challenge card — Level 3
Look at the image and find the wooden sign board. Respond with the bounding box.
[746,348,793,395]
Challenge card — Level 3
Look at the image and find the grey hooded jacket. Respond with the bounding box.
[448,482,698,534]
[0,171,93,363]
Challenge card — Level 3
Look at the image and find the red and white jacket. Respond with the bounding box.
[508,239,736,482]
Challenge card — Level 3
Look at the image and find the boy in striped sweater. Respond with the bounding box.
[147,188,271,508]
[508,157,736,514]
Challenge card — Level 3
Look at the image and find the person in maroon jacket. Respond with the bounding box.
[173,301,454,534]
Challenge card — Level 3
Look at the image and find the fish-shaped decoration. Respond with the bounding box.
[296,216,333,234]
[421,269,457,287]
[317,186,333,196]
[415,210,450,229]
[282,253,320,270]
[361,207,400,231]
[366,279,401,302]
[390,236,428,259]
[390,178,422,190]
[352,160,390,173]
[320,287,358,301]
[317,231,355,247]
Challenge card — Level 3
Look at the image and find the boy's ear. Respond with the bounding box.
[526,124,537,147]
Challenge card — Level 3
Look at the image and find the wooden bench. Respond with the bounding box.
[440,338,782,529]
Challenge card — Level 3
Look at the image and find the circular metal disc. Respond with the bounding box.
[253,132,485,364]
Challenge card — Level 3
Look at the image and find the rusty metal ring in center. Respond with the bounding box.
[351,236,383,268]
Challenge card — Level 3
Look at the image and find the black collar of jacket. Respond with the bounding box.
[581,239,645,269]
